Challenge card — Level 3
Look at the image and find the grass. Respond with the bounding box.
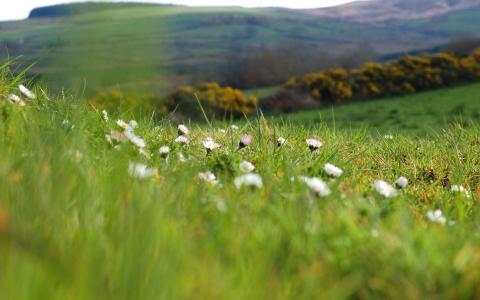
[1,65,480,299]
[1,3,480,96]
[281,82,480,135]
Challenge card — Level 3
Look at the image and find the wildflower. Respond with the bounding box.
[384,134,394,140]
[175,135,190,145]
[128,162,157,179]
[116,119,129,129]
[7,94,24,106]
[451,185,471,198]
[238,134,252,150]
[203,137,221,153]
[373,180,398,198]
[239,161,255,173]
[277,137,286,147]
[19,84,36,99]
[178,124,189,136]
[218,129,226,134]
[124,129,146,148]
[198,171,218,186]
[159,146,170,158]
[234,173,263,189]
[395,176,409,189]
[102,110,109,122]
[306,138,322,151]
[299,176,331,197]
[426,210,446,225]
[324,163,343,178]
[128,120,138,129]
[231,125,239,131]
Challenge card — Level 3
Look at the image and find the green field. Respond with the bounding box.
[1,2,480,96]
[1,62,480,299]
[275,82,480,135]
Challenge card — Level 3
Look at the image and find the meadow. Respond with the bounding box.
[1,64,480,299]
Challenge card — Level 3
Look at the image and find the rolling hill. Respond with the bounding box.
[0,1,479,96]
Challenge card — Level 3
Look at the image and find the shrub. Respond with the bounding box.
[164,82,257,120]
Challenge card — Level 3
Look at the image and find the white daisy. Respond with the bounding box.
[373,180,398,198]
[426,210,446,225]
[299,176,331,197]
[395,176,409,189]
[203,137,221,152]
[277,137,286,147]
[234,173,263,189]
[128,162,157,179]
[175,135,190,145]
[231,125,239,131]
[116,119,129,129]
[198,171,219,186]
[178,124,189,136]
[306,138,322,151]
[451,185,471,198]
[324,163,343,178]
[102,110,109,122]
[19,84,36,99]
[124,129,146,148]
[159,146,170,156]
[239,161,255,173]
[384,134,394,140]
[7,94,22,104]
[129,120,138,129]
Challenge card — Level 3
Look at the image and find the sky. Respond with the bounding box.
[0,0,361,21]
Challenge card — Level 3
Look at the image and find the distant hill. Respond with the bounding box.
[306,0,480,22]
[28,2,168,18]
[0,1,479,96]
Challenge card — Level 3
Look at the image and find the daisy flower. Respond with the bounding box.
[234,173,263,189]
[277,137,286,147]
[116,119,129,129]
[102,110,109,122]
[426,210,446,225]
[395,176,409,189]
[384,134,394,140]
[238,134,252,150]
[231,125,239,131]
[178,124,189,136]
[198,171,219,186]
[203,137,221,153]
[19,84,36,99]
[306,138,322,151]
[124,129,146,148]
[299,176,331,197]
[7,94,22,104]
[175,135,190,145]
[373,180,398,198]
[128,162,157,179]
[239,161,255,173]
[451,185,471,198]
[128,120,138,129]
[159,146,170,158]
[324,163,343,178]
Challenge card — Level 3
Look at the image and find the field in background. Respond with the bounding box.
[1,3,480,96]
[280,82,480,135]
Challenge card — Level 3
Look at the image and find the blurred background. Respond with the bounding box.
[1,0,480,131]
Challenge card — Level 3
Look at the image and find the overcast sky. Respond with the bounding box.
[0,0,361,21]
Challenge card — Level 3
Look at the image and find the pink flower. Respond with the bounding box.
[238,134,252,150]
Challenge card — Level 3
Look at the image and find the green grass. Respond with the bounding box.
[281,82,480,135]
[1,65,480,299]
[1,3,480,96]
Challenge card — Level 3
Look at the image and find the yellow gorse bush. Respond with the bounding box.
[284,50,480,105]
[165,82,258,120]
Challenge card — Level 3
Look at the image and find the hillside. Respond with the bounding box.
[0,2,479,96]
[307,0,480,22]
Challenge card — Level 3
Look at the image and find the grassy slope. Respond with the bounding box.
[1,3,480,96]
[279,82,480,135]
[1,66,480,299]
